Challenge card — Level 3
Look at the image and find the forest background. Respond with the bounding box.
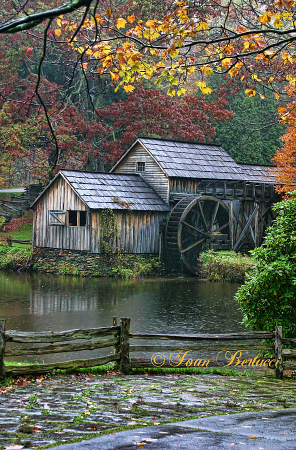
[0,0,294,188]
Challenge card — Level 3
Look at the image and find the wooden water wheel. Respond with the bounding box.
[165,195,231,274]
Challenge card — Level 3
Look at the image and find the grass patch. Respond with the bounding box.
[130,366,254,377]
[0,244,32,270]
[5,222,33,241]
[199,250,254,282]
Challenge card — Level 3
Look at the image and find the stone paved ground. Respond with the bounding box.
[0,373,295,449]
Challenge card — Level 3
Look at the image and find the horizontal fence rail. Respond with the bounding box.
[0,237,32,246]
[5,327,120,343]
[0,318,295,379]
[129,331,275,340]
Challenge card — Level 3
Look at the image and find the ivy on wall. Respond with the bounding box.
[100,209,120,254]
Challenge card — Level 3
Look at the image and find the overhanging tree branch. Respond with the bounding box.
[0,0,93,33]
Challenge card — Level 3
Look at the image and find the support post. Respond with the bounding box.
[254,202,259,248]
[120,318,130,375]
[275,326,283,379]
[0,319,6,380]
[229,200,234,249]
[113,316,120,366]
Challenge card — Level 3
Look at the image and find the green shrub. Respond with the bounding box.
[235,194,296,338]
[199,250,254,282]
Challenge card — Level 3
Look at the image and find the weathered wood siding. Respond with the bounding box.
[90,210,167,254]
[169,178,200,196]
[33,175,167,254]
[113,143,169,203]
[33,176,90,251]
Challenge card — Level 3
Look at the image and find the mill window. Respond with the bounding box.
[136,161,145,172]
[68,211,87,227]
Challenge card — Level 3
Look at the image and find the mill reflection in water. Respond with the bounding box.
[0,272,245,363]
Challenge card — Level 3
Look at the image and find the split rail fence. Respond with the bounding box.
[0,318,295,380]
[0,237,32,246]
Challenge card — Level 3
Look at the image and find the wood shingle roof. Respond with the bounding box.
[116,138,276,184]
[32,171,170,212]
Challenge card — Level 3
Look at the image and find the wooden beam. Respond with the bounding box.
[5,326,121,343]
[233,204,259,252]
[130,331,274,341]
[5,353,120,376]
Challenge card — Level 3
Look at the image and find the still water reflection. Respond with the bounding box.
[0,271,245,362]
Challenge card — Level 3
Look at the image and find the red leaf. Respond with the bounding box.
[25,47,33,56]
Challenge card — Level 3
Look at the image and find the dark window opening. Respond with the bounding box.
[80,211,87,226]
[136,161,145,172]
[68,211,87,226]
[68,210,77,226]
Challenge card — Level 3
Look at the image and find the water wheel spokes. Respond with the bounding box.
[178,196,230,274]
[182,221,207,236]
[181,237,206,254]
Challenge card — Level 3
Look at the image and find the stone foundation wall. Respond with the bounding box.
[32,247,164,278]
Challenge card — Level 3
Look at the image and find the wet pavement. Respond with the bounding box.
[0,373,295,449]
[48,408,296,450]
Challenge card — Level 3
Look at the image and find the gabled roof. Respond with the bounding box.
[32,171,170,212]
[111,137,276,184]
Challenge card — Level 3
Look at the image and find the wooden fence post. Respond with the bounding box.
[120,318,130,375]
[275,326,283,379]
[0,319,6,380]
[113,316,120,367]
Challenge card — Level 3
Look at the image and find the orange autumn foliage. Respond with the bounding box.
[273,87,296,196]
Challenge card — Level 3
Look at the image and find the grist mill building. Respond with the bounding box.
[32,137,279,274]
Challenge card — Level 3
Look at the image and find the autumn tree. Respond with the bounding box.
[273,86,296,195]
[96,86,233,164]
[1,0,296,166]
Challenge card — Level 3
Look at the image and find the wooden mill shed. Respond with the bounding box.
[31,170,169,254]
[111,137,280,273]
[32,137,280,274]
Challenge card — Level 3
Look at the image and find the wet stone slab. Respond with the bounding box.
[0,373,295,449]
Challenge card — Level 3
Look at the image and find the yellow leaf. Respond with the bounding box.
[200,66,213,76]
[277,106,285,114]
[187,66,195,74]
[268,76,274,82]
[123,85,135,92]
[56,18,62,28]
[106,8,112,16]
[177,88,186,96]
[150,48,159,56]
[249,435,257,439]
[197,22,209,31]
[169,48,179,58]
[54,29,61,37]
[259,93,265,99]
[252,74,261,81]
[222,58,232,68]
[275,92,280,100]
[257,12,272,24]
[201,87,212,95]
[245,89,256,97]
[167,88,176,97]
[196,80,206,88]
[286,74,296,85]
[146,19,155,27]
[116,18,127,29]
[85,48,92,56]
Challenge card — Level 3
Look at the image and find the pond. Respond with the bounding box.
[0,272,244,363]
